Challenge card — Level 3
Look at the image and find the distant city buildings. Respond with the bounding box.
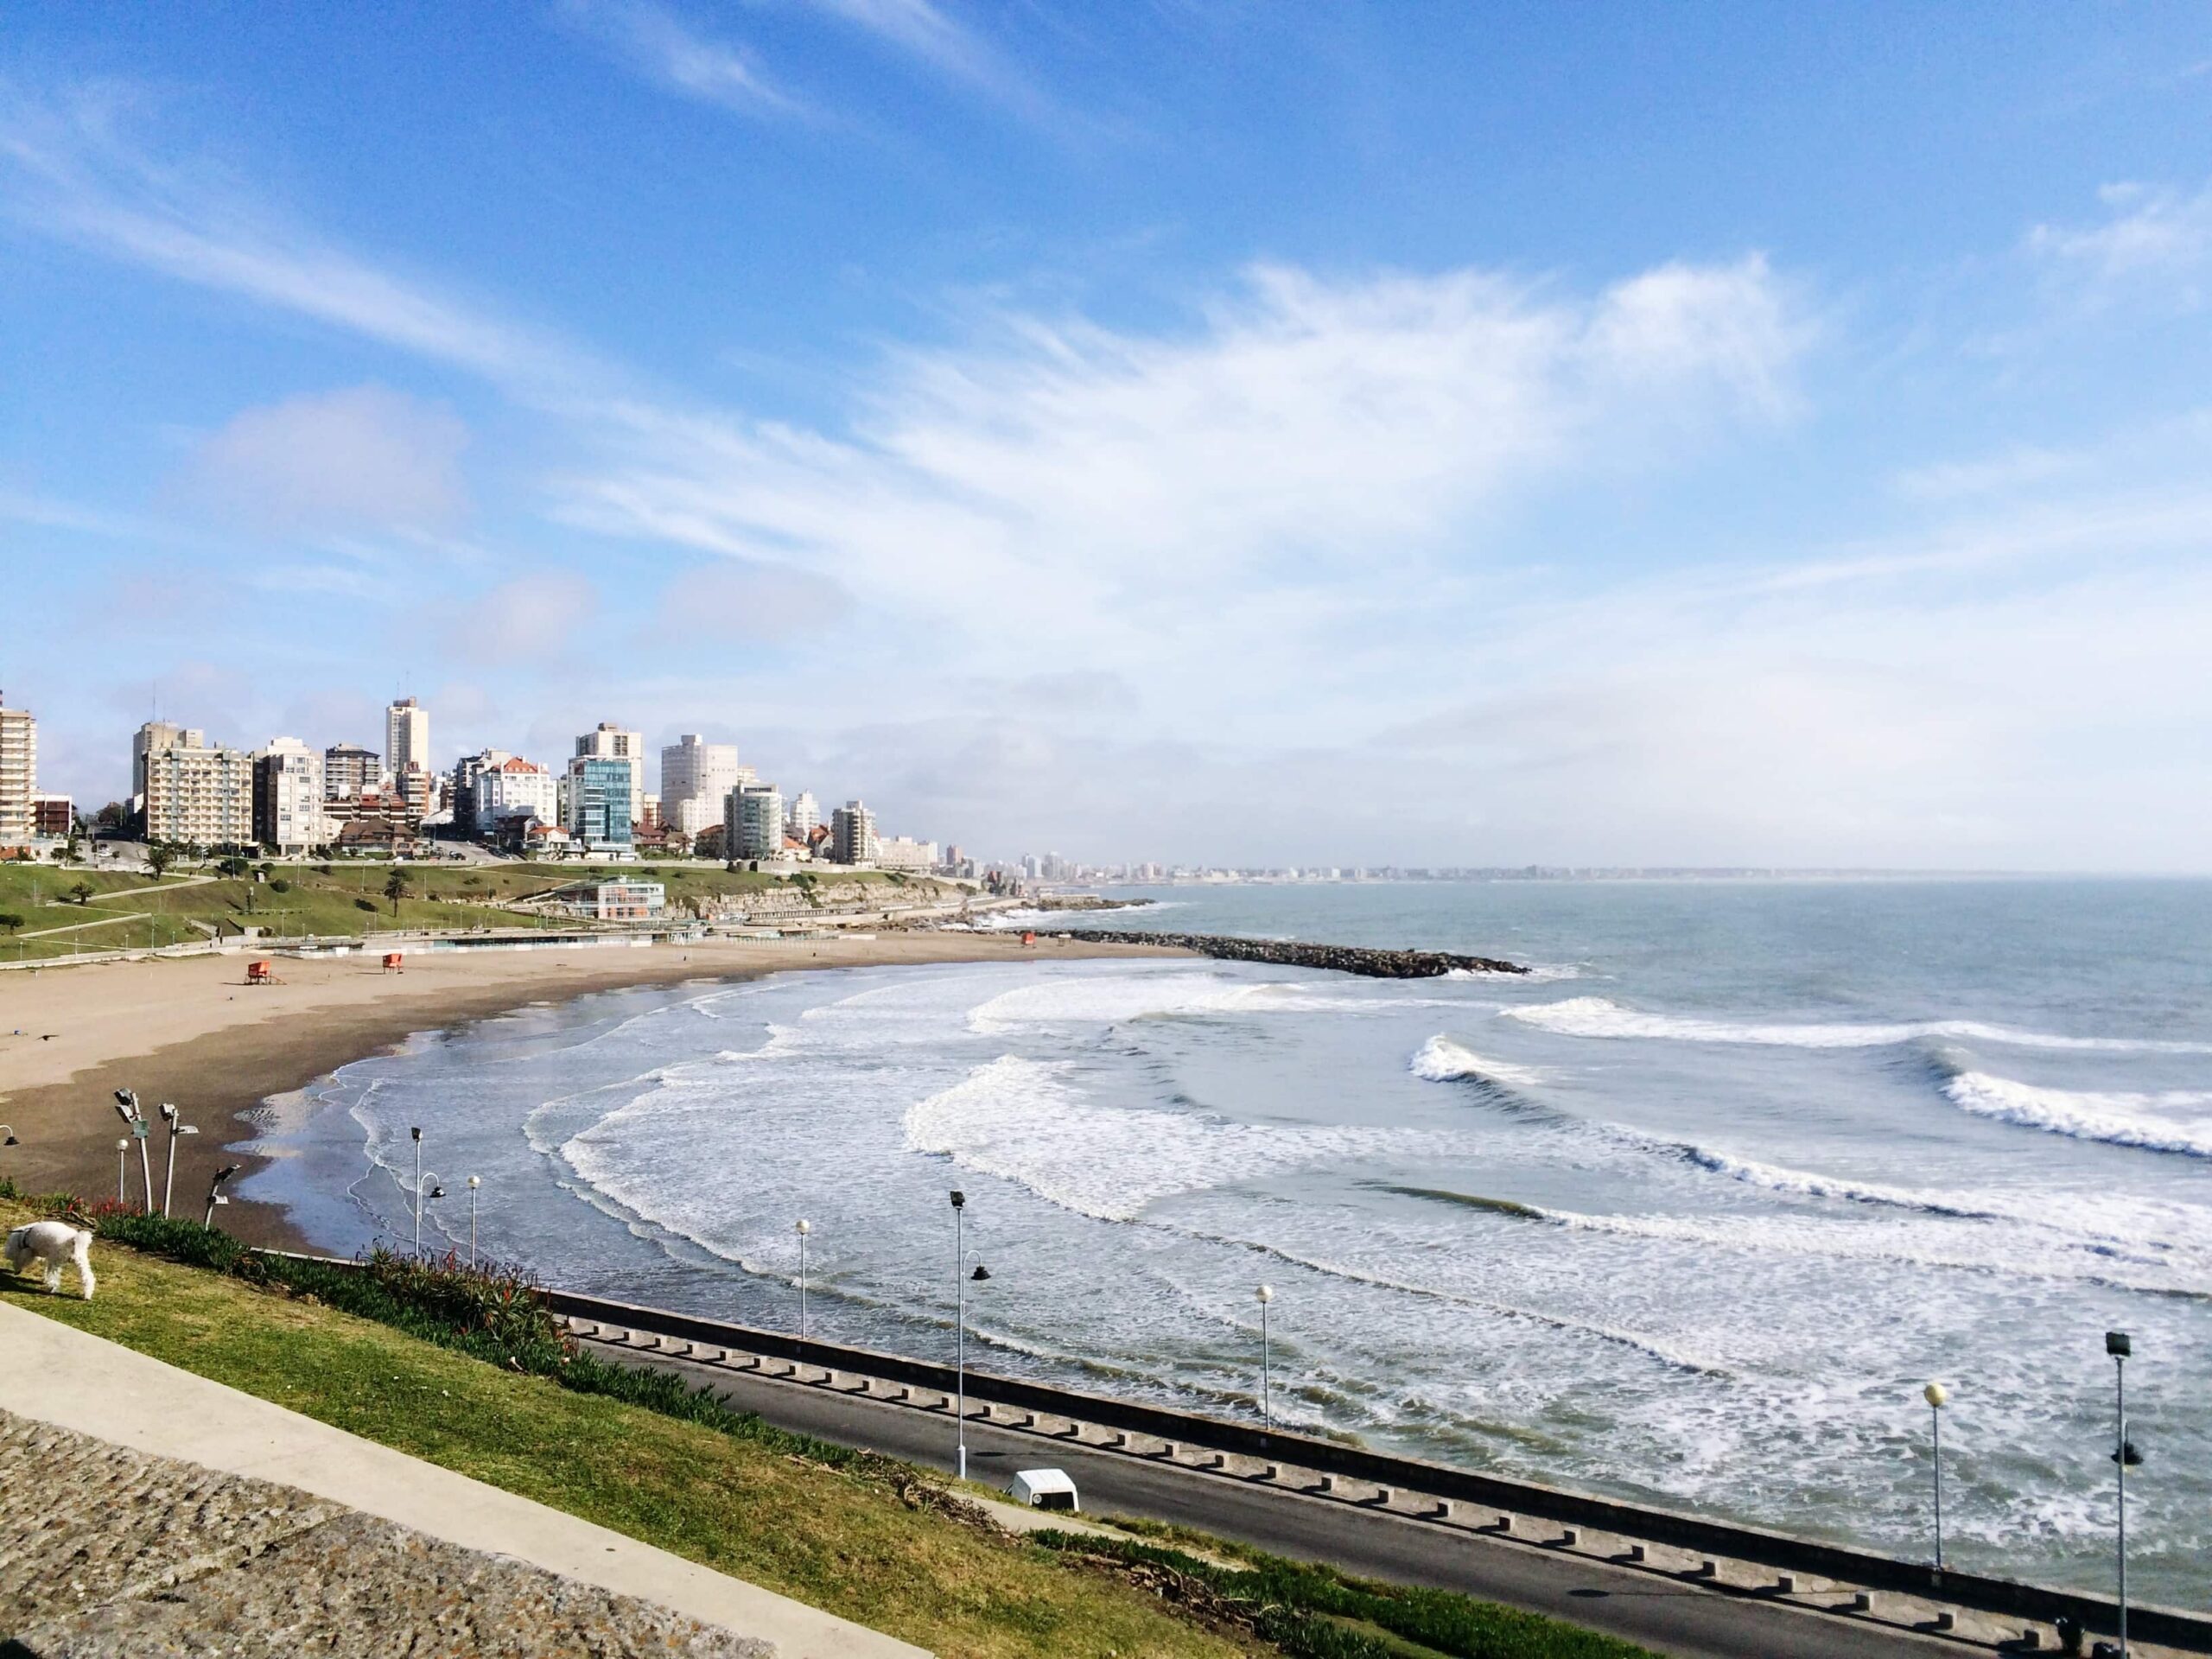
[0,693,35,845]
[252,737,326,855]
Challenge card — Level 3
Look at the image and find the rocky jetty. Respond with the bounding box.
[1071,929,1526,979]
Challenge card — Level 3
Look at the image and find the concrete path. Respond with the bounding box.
[0,1303,925,1659]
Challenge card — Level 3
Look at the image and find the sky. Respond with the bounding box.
[3,3,2211,870]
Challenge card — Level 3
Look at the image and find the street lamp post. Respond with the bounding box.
[116,1138,128,1204]
[2107,1332,2140,1657]
[1257,1285,1275,1429]
[113,1090,154,1213]
[205,1164,241,1227]
[158,1103,198,1219]
[949,1190,992,1483]
[1923,1382,1948,1577]
[796,1218,811,1339]
[467,1176,481,1268]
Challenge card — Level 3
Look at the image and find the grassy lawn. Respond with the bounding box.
[0,1202,1260,1659]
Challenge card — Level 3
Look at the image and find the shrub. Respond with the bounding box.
[354,897,378,912]
[270,879,291,893]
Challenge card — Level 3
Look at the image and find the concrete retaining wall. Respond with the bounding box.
[543,1286,2212,1653]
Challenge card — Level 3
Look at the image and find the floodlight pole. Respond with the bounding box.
[159,1104,198,1219]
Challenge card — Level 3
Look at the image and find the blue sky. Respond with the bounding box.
[3,3,2211,868]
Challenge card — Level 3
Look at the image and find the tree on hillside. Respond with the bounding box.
[70,881,93,906]
[384,868,410,915]
[0,913,22,937]
[145,843,175,880]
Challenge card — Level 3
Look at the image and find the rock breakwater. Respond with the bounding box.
[1069,929,1526,979]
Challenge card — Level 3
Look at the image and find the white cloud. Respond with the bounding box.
[651,561,851,645]
[559,1,808,119]
[2027,180,2212,307]
[562,257,1807,660]
[172,385,470,534]
[0,83,600,397]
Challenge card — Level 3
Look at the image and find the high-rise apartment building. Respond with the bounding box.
[385,697,429,778]
[323,742,381,800]
[566,754,636,849]
[138,722,252,847]
[660,734,744,836]
[133,721,200,809]
[0,694,35,845]
[727,782,785,861]
[830,799,876,865]
[575,723,645,827]
[395,763,434,824]
[785,791,821,841]
[252,737,327,855]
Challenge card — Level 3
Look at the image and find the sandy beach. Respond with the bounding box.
[0,931,1180,1249]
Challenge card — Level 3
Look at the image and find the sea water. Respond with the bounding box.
[242,877,2212,1605]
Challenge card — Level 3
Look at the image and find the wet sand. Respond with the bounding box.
[0,932,1180,1249]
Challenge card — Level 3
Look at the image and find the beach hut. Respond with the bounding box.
[245,960,279,986]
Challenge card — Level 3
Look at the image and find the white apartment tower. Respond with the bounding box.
[661,734,747,838]
[137,722,252,847]
[474,755,559,829]
[385,697,429,778]
[830,799,876,865]
[0,693,35,845]
[575,722,646,827]
[727,782,785,861]
[785,790,821,841]
[252,737,327,855]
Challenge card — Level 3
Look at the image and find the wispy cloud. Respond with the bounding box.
[558,1,810,120]
[0,81,603,397]
[2027,180,2212,308]
[814,0,1055,122]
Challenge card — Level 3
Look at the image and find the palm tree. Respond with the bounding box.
[384,868,410,915]
[145,843,175,880]
[70,881,93,906]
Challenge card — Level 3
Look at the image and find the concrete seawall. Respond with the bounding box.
[1060,929,1527,978]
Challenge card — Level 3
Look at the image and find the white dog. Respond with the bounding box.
[3,1221,96,1300]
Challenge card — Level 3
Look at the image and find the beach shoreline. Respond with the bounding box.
[0,931,1185,1252]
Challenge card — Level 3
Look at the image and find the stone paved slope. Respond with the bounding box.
[0,1410,772,1658]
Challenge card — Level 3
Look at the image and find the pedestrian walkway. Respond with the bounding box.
[0,1303,926,1659]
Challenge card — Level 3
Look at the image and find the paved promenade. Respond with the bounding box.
[0,1303,925,1659]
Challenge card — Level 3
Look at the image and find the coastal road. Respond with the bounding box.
[588,1339,1961,1659]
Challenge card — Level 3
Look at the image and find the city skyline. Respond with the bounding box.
[4,9,2212,868]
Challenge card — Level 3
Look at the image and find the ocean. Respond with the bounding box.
[243,877,2212,1605]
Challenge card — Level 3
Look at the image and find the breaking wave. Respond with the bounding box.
[1408,1035,1549,1089]
[1941,1071,2212,1160]
[1503,995,2212,1053]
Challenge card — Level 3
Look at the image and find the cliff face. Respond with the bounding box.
[1066,929,1525,979]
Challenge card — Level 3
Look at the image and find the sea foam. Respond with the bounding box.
[1408,1034,1548,1089]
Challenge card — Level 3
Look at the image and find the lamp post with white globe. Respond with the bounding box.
[1923,1382,1948,1577]
[1257,1285,1275,1429]
[796,1218,811,1339]
[467,1176,481,1268]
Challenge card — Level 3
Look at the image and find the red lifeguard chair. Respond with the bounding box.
[382,951,404,975]
[245,959,281,986]
[1020,931,1037,947]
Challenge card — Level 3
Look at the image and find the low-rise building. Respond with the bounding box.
[31,793,72,838]
[874,835,938,873]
